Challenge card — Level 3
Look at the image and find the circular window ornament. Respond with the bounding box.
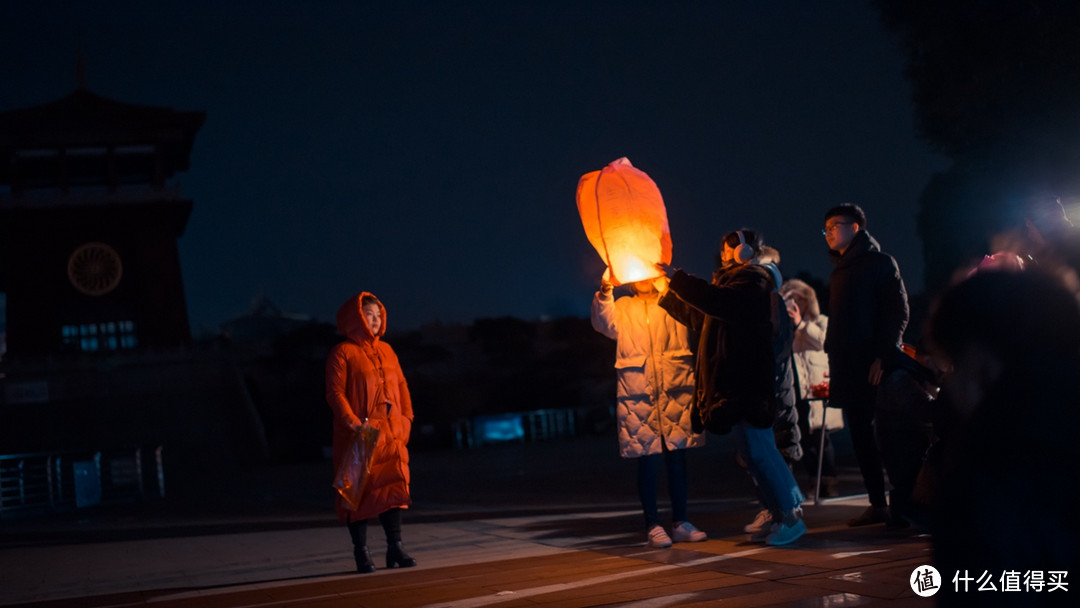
[68,242,123,296]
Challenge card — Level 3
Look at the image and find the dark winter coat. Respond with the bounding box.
[824,230,909,409]
[770,288,801,462]
[761,261,800,461]
[660,263,777,434]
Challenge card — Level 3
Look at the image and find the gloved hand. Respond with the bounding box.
[655,262,677,279]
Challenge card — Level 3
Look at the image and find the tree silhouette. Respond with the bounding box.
[876,0,1080,289]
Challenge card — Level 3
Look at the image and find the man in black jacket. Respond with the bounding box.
[822,204,909,526]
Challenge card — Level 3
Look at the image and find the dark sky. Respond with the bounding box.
[1,1,947,334]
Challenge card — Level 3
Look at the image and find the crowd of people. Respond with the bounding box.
[323,194,1080,577]
[584,203,907,548]
[582,194,1080,569]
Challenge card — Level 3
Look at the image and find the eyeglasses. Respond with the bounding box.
[822,221,853,236]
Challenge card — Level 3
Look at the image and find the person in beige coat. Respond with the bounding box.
[779,278,840,497]
[591,274,707,548]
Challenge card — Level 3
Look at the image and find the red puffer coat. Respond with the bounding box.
[326,292,413,522]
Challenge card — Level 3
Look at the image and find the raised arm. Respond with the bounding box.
[590,288,618,339]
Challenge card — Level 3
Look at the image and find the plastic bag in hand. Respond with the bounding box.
[333,422,380,511]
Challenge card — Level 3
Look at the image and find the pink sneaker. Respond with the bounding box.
[646,525,672,548]
[672,521,707,543]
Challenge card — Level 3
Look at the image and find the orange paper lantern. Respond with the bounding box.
[576,157,672,286]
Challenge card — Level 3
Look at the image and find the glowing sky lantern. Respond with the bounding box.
[576,157,672,286]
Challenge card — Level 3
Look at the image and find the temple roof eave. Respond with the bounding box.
[0,88,205,147]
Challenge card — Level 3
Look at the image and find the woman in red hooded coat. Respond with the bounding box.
[326,292,416,573]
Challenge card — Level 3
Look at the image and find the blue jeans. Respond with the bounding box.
[637,449,689,529]
[733,420,805,521]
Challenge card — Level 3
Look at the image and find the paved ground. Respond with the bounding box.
[0,431,948,607]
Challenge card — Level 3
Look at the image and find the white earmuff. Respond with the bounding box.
[734,230,755,264]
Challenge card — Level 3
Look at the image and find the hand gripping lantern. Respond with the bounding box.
[576,157,673,286]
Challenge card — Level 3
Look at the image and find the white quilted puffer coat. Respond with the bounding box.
[591,289,705,458]
[792,315,830,399]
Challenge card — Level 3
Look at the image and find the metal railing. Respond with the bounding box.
[0,445,164,517]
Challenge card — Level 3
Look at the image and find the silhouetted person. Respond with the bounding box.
[326,292,417,573]
[591,274,707,548]
[822,203,909,526]
[927,270,1080,606]
[873,343,936,529]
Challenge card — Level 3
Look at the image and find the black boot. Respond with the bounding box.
[354,546,376,573]
[386,541,417,568]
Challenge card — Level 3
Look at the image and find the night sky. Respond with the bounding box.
[1,1,947,335]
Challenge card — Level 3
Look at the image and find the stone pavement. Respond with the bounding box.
[0,497,935,607]
[0,433,944,607]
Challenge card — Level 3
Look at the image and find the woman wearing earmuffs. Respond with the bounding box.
[658,229,807,547]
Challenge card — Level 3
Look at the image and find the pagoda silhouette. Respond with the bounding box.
[0,78,205,359]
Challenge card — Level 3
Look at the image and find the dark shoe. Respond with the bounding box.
[822,476,840,498]
[848,506,889,527]
[886,514,911,530]
[354,546,376,573]
[386,541,417,568]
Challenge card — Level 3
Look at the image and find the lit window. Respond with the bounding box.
[61,321,138,352]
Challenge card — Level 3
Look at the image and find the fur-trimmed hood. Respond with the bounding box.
[335,291,387,344]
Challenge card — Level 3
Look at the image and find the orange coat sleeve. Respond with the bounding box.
[384,344,414,441]
[326,344,363,428]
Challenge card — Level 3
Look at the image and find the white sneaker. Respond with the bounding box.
[749,521,779,543]
[672,521,707,543]
[646,525,672,548]
[743,509,773,533]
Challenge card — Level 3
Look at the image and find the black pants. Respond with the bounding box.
[347,507,404,548]
[637,448,688,529]
[875,369,935,520]
[876,415,933,519]
[843,399,887,508]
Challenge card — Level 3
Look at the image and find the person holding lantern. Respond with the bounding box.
[591,273,708,548]
[326,292,417,573]
[658,229,807,546]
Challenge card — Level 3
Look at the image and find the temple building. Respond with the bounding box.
[0,85,205,359]
[0,85,258,516]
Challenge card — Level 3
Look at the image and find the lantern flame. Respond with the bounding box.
[609,251,657,284]
[576,157,672,286]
